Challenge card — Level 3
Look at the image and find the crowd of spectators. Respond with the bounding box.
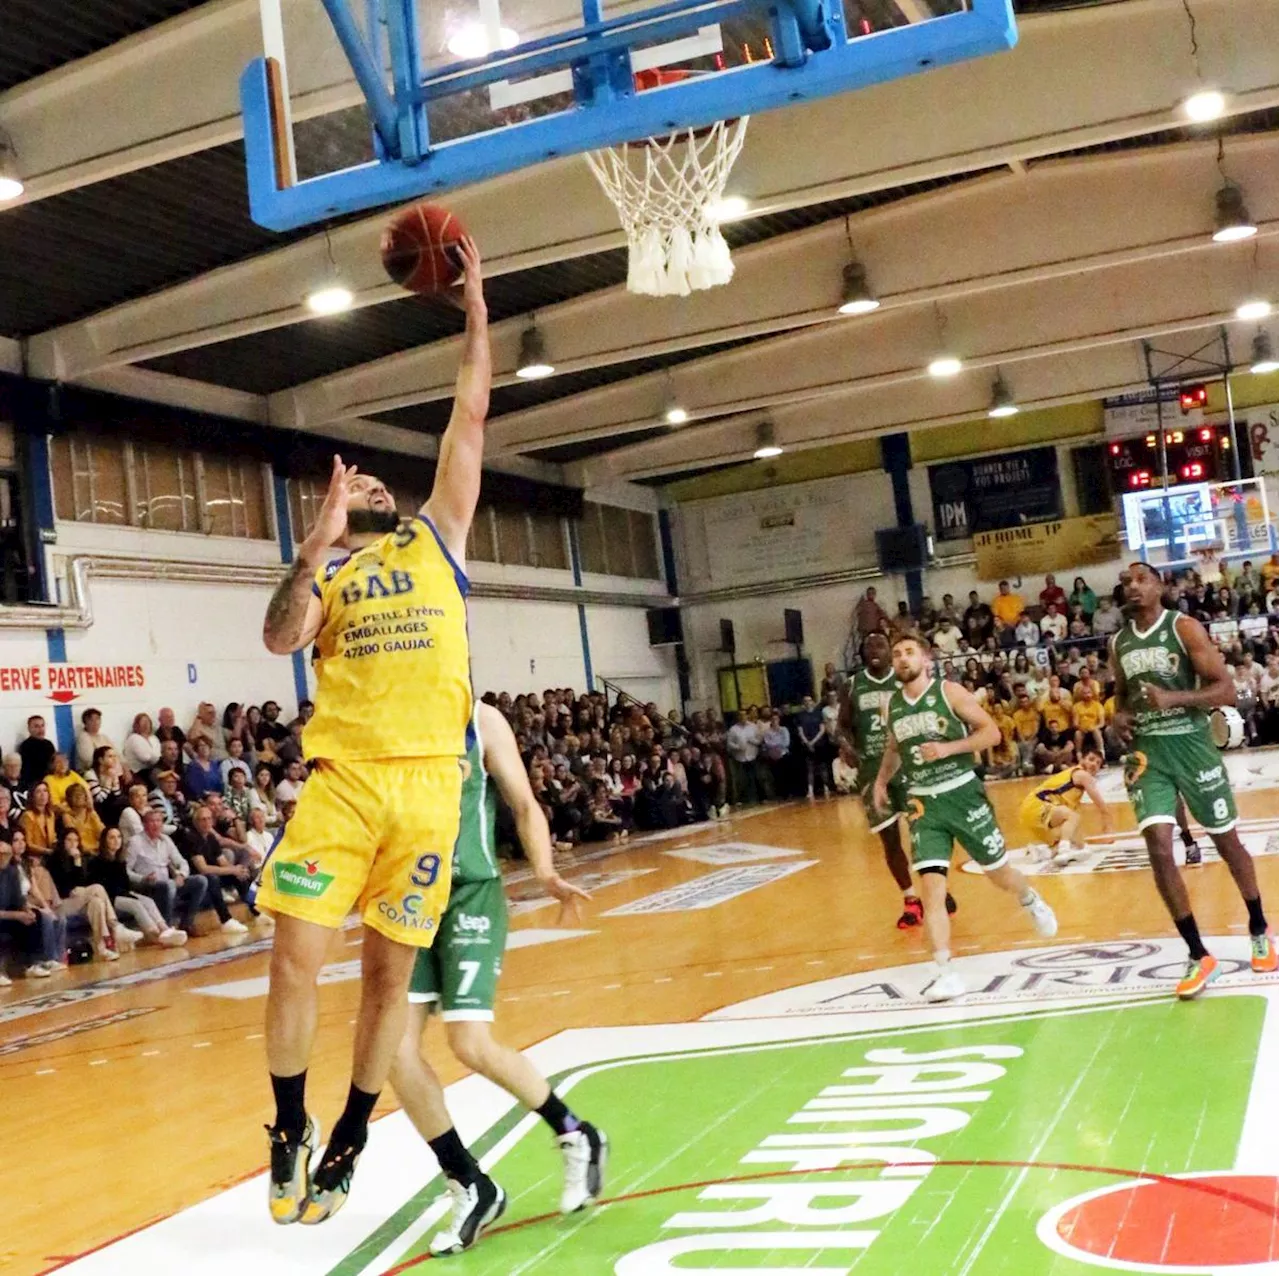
[0,700,310,981]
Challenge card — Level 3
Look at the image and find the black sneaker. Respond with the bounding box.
[896,897,924,929]
[267,1116,320,1225]
[299,1136,364,1225]
[429,1174,507,1255]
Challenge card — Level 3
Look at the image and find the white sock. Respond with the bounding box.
[935,951,951,967]
[1019,888,1036,906]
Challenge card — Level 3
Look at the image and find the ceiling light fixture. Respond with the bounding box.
[0,135,22,203]
[837,261,880,316]
[516,322,555,379]
[1181,89,1226,122]
[753,421,783,460]
[928,355,963,378]
[987,376,1018,418]
[1236,299,1272,321]
[1249,330,1279,374]
[1211,183,1257,243]
[446,22,519,59]
[305,226,353,315]
[665,404,689,426]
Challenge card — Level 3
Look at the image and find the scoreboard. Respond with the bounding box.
[1107,423,1233,490]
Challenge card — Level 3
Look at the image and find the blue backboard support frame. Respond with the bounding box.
[242,0,1017,231]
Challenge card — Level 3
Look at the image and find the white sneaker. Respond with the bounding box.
[221,918,249,935]
[96,946,121,962]
[557,1124,608,1213]
[718,804,731,818]
[428,1177,507,1256]
[1023,889,1058,938]
[115,924,145,944]
[0,971,10,987]
[42,960,67,974]
[924,969,966,1001]
[1052,844,1086,867]
[1027,842,1054,863]
[26,964,51,979]
[159,928,188,947]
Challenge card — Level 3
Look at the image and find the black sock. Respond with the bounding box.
[1245,896,1268,936]
[536,1091,581,1136]
[1175,913,1209,960]
[428,1127,481,1186]
[1180,827,1197,848]
[271,1070,307,1140]
[329,1083,378,1151]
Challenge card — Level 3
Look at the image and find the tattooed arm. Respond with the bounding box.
[263,559,324,655]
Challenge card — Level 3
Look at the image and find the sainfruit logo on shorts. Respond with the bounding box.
[272,859,334,898]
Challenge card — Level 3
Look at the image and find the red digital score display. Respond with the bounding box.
[1108,424,1231,489]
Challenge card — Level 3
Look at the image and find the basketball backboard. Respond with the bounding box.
[1126,477,1279,575]
[242,0,1018,231]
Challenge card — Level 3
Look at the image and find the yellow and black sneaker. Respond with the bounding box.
[267,1116,320,1225]
[300,1136,364,1225]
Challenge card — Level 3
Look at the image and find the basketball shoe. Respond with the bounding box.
[267,1115,320,1224]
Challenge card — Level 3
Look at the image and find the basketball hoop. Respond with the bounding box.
[585,70,748,297]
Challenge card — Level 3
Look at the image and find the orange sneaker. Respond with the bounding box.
[1250,933,1278,974]
[1175,954,1220,1000]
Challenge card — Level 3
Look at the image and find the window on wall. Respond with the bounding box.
[467,506,498,563]
[200,455,270,539]
[530,509,568,570]
[575,501,662,579]
[493,505,532,566]
[288,476,327,542]
[50,435,128,525]
[134,442,197,532]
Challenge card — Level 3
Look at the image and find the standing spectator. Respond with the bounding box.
[1039,603,1067,644]
[18,716,55,790]
[854,587,889,641]
[155,707,188,760]
[87,747,129,828]
[87,826,186,947]
[795,695,832,799]
[991,580,1025,629]
[184,737,223,799]
[122,713,162,782]
[43,753,80,811]
[60,781,106,855]
[74,708,114,774]
[19,782,57,853]
[725,711,760,806]
[148,770,186,836]
[1011,687,1042,776]
[125,808,225,933]
[1091,595,1123,638]
[1039,574,1068,613]
[0,832,64,977]
[187,702,226,762]
[759,710,791,800]
[1069,576,1098,622]
[962,590,995,647]
[1,753,27,815]
[819,662,846,698]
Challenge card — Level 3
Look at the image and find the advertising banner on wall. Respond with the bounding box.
[972,514,1121,581]
[929,447,1062,541]
[0,663,148,706]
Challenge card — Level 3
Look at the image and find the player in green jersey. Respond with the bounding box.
[874,631,1057,1002]
[1111,562,1276,999]
[389,702,605,1255]
[844,631,955,928]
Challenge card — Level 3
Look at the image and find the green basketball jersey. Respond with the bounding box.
[851,668,897,762]
[1112,608,1206,740]
[453,705,500,884]
[887,678,975,793]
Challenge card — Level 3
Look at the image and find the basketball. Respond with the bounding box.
[380,202,468,295]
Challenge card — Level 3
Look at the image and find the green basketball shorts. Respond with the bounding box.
[408,876,508,1020]
[905,775,1008,873]
[1124,731,1238,835]
[857,758,909,834]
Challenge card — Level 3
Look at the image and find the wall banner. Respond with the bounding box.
[929,447,1062,542]
[972,514,1121,581]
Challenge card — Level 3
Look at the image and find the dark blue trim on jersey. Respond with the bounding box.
[416,513,470,598]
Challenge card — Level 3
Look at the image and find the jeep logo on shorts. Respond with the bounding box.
[457,913,491,934]
[272,860,334,898]
[1197,766,1224,784]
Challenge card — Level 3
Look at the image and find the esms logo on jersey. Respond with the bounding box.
[340,571,415,605]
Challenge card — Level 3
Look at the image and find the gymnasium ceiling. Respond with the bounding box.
[0,0,1276,492]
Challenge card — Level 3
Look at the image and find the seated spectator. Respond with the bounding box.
[75,708,114,775]
[155,707,188,760]
[986,701,1020,780]
[87,746,130,827]
[222,703,256,763]
[179,805,255,915]
[1014,611,1040,647]
[255,700,290,761]
[963,590,995,646]
[290,699,316,731]
[991,580,1024,628]
[933,616,963,655]
[1011,687,1042,776]
[1056,646,1085,685]
[1039,603,1068,643]
[122,713,162,782]
[126,807,240,934]
[635,770,688,830]
[1069,576,1098,621]
[221,736,252,789]
[1068,616,1091,640]
[156,736,184,777]
[1,753,27,815]
[1234,560,1262,598]
[184,737,223,799]
[1039,574,1068,613]
[244,807,275,869]
[582,781,627,842]
[224,766,254,831]
[277,720,306,769]
[1233,659,1261,746]
[60,781,106,855]
[43,753,81,811]
[203,793,248,852]
[45,829,135,962]
[19,782,58,853]
[187,701,226,761]
[18,715,56,791]
[0,831,65,978]
[249,764,281,828]
[87,825,186,947]
[116,782,152,846]
[148,769,186,836]
[275,760,307,805]
[1071,682,1106,758]
[1035,721,1076,773]
[1259,652,1279,744]
[0,787,16,845]
[831,740,859,795]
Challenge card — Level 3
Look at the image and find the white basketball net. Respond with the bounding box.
[585,116,749,297]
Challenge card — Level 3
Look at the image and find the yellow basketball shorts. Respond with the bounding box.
[1018,795,1061,842]
[255,757,463,947]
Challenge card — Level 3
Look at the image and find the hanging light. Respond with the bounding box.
[446,21,519,59]
[987,376,1018,418]
[837,261,880,316]
[1181,89,1226,122]
[1249,330,1279,374]
[928,355,963,378]
[753,421,783,459]
[1236,299,1272,321]
[1212,183,1257,242]
[0,137,22,202]
[516,323,555,379]
[305,227,353,315]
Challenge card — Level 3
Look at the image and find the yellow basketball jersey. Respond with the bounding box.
[303,516,472,761]
[1032,767,1084,809]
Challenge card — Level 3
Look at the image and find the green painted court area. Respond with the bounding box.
[342,995,1268,1275]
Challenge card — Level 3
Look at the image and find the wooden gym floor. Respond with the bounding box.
[2,756,1276,1276]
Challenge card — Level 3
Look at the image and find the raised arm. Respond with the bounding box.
[424,236,490,563]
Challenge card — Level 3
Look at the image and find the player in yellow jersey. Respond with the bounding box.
[256,236,490,1226]
[1018,747,1113,865]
